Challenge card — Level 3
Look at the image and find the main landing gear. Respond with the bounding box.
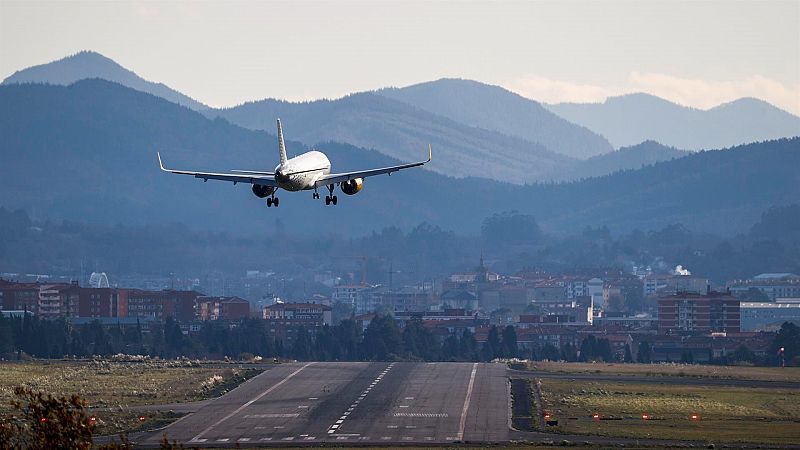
[323,184,338,206]
[266,195,280,207]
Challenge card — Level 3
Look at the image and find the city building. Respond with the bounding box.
[0,279,40,312]
[332,284,372,310]
[728,273,800,301]
[740,300,800,331]
[197,296,251,321]
[657,292,740,334]
[643,274,709,297]
[127,290,202,321]
[262,302,332,342]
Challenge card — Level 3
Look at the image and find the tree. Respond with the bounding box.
[579,335,598,362]
[163,317,184,357]
[731,344,756,364]
[292,326,311,361]
[772,322,800,366]
[459,329,479,362]
[481,211,542,245]
[361,314,401,361]
[501,325,518,358]
[442,332,459,361]
[561,342,578,362]
[331,301,354,325]
[638,340,652,363]
[481,326,502,361]
[541,344,560,361]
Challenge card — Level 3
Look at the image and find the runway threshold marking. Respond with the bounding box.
[190,362,314,443]
[456,363,478,441]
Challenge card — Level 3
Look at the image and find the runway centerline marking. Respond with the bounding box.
[456,363,478,441]
[190,362,314,442]
[327,362,396,435]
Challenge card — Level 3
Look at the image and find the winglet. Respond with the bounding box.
[157,152,167,171]
[427,144,432,162]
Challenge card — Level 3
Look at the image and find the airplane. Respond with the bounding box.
[158,119,431,207]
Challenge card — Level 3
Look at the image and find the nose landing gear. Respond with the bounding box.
[266,195,279,207]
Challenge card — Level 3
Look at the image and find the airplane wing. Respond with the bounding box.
[157,153,278,187]
[315,144,432,186]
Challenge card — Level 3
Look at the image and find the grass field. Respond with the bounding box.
[538,378,800,445]
[523,361,800,382]
[0,360,262,435]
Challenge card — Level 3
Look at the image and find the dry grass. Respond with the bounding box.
[525,360,800,382]
[0,360,262,435]
[0,360,258,408]
[539,378,800,445]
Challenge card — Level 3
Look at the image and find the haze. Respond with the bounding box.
[2,0,798,114]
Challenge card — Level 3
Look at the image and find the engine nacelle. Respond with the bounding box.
[252,184,276,198]
[340,178,363,195]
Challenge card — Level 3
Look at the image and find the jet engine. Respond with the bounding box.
[340,178,363,195]
[252,184,276,198]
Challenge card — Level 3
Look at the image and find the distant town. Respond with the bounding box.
[2,258,798,365]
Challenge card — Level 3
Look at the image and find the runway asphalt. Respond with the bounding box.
[137,361,509,447]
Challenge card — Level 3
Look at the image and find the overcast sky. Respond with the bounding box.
[2,0,799,114]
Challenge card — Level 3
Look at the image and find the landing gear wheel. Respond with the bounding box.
[332,195,338,205]
[313,192,320,200]
[266,198,273,207]
[273,197,279,207]
[325,196,331,205]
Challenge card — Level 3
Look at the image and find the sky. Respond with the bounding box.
[2,0,799,114]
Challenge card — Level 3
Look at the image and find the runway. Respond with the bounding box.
[138,361,509,447]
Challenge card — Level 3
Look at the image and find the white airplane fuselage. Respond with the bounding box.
[274,150,331,191]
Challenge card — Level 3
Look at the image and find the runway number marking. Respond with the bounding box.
[326,362,396,435]
[190,362,314,443]
[456,363,478,441]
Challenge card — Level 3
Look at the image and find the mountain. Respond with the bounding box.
[1,50,207,111]
[376,78,613,159]
[1,80,797,237]
[560,140,689,181]
[211,92,574,184]
[546,93,800,150]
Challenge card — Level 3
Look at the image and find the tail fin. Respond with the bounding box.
[277,119,288,165]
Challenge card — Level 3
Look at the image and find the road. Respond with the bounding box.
[136,361,509,447]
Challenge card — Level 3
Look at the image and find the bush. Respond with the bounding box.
[0,387,95,449]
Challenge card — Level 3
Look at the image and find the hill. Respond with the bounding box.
[376,78,613,159]
[560,141,689,181]
[546,93,800,150]
[211,92,574,183]
[0,80,797,237]
[1,50,207,111]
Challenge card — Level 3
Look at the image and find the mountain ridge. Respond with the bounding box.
[376,78,613,159]
[2,50,207,111]
[1,79,797,237]
[546,92,800,150]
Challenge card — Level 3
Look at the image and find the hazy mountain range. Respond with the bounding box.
[211,93,577,183]
[6,51,798,186]
[1,79,797,237]
[376,79,612,159]
[1,50,208,111]
[547,93,800,150]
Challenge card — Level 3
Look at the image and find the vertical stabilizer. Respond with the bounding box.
[277,119,288,165]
